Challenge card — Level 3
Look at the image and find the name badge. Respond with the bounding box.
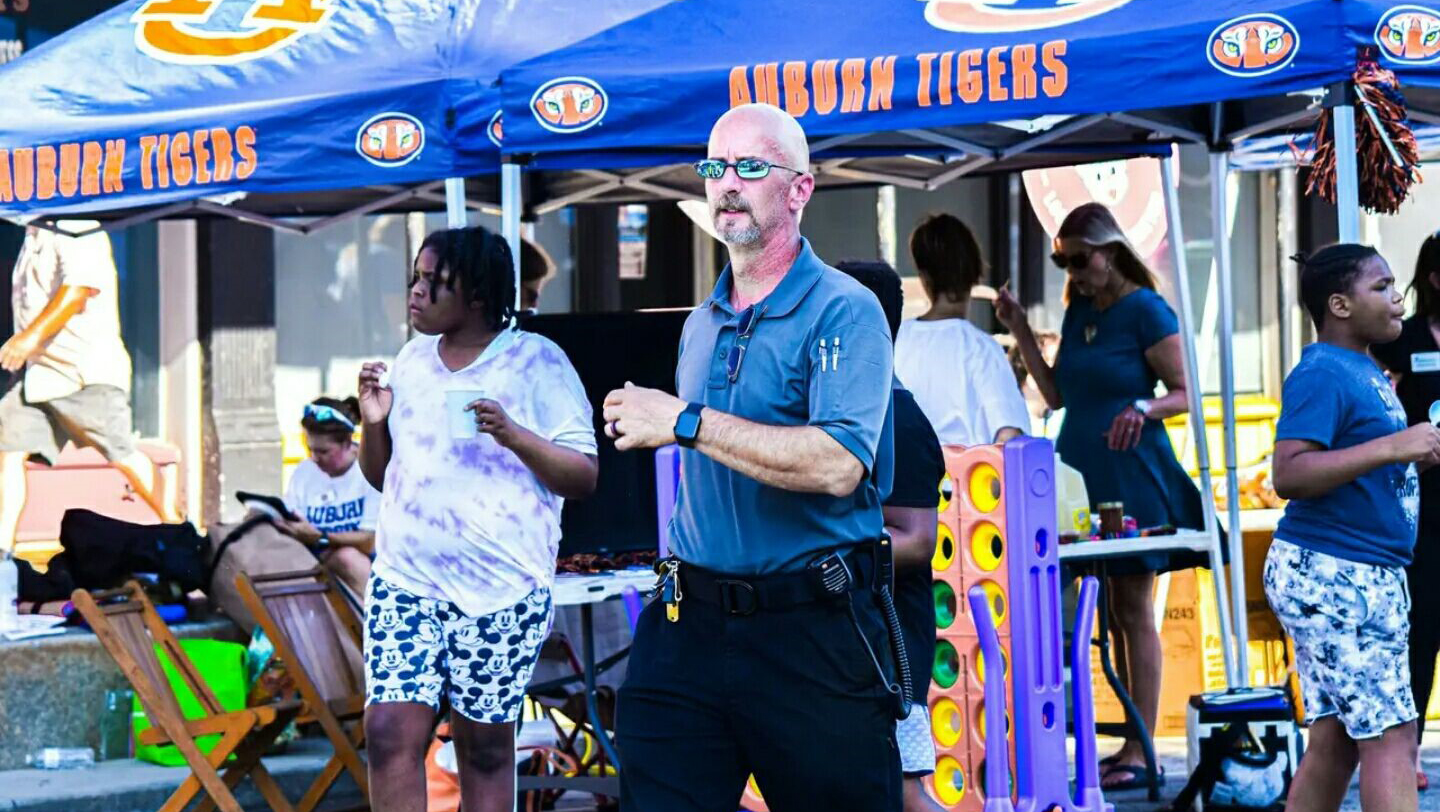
[1412,351,1440,373]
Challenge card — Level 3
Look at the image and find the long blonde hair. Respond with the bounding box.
[1057,202,1158,303]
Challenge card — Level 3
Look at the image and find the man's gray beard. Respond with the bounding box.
[717,221,761,246]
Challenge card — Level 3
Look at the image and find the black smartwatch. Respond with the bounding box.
[674,402,704,448]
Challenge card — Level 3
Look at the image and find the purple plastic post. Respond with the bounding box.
[1070,576,1109,812]
[969,585,1017,812]
[621,586,643,634]
[653,444,681,558]
[1001,437,1070,812]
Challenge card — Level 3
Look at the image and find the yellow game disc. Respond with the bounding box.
[978,579,1007,627]
[970,522,1004,571]
[938,472,954,513]
[932,522,956,571]
[931,698,963,748]
[973,645,1008,685]
[968,462,1002,513]
[933,756,966,805]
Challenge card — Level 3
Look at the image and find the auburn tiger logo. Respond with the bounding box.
[530,77,608,134]
[487,110,504,148]
[355,113,424,168]
[132,0,335,65]
[1377,6,1440,64]
[1207,14,1299,76]
[923,0,1132,33]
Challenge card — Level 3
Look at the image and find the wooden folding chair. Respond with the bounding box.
[71,581,301,812]
[236,567,369,812]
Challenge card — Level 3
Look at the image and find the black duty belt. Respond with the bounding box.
[673,544,875,616]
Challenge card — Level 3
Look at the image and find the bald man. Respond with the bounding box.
[602,104,901,810]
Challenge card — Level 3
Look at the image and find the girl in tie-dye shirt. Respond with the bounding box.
[356,226,597,812]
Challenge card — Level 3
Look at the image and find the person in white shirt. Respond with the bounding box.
[0,221,178,552]
[894,213,1030,447]
[356,226,597,812]
[279,396,379,598]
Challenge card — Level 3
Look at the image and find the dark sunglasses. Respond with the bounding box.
[304,404,355,431]
[726,305,765,383]
[1050,249,1094,271]
[694,157,806,181]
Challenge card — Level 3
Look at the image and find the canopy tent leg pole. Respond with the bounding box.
[445,177,468,228]
[501,162,524,316]
[1161,153,1237,688]
[1333,99,1362,243]
[1211,150,1248,686]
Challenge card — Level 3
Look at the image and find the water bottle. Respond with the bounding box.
[99,689,134,761]
[26,747,95,770]
[0,550,17,632]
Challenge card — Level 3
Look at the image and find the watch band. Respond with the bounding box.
[675,402,704,448]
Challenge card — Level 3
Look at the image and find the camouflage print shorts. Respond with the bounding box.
[1264,538,1416,739]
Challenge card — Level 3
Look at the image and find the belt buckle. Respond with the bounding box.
[715,579,757,616]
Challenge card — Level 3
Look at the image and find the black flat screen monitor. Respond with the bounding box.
[521,309,690,557]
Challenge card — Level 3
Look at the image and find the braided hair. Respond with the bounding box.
[1294,243,1382,328]
[418,226,516,332]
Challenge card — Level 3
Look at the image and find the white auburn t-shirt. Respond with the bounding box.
[374,329,596,617]
[284,459,380,534]
[894,317,1031,448]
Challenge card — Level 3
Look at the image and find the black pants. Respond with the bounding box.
[616,587,902,812]
[1411,518,1440,743]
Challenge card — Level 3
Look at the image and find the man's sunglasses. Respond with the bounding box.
[694,158,806,181]
[1050,249,1094,271]
[303,404,355,431]
[726,305,764,384]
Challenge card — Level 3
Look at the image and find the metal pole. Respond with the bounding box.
[444,177,468,228]
[1278,169,1300,376]
[1210,150,1249,686]
[1160,153,1237,688]
[501,162,523,316]
[1333,96,1361,242]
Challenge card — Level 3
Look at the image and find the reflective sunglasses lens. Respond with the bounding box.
[738,306,758,335]
[695,160,724,179]
[735,159,771,179]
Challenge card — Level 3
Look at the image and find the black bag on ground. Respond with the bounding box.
[1165,688,1302,812]
[49,509,208,592]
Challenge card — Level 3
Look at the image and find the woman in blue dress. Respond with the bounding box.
[997,203,1209,790]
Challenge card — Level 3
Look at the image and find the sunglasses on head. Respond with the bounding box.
[726,305,765,384]
[303,404,355,431]
[694,157,806,181]
[1050,249,1094,271]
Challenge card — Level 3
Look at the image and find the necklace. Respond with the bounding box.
[1084,324,1098,344]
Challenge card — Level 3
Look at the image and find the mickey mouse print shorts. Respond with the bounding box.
[1263,538,1416,739]
[364,575,552,723]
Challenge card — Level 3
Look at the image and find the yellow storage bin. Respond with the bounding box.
[1163,395,1279,477]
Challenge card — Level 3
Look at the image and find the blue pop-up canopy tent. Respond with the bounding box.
[496,0,1420,717]
[0,0,670,229]
[501,0,1352,172]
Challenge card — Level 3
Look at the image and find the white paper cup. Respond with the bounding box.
[446,390,485,439]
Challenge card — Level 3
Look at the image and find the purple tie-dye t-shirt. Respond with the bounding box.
[373,329,596,617]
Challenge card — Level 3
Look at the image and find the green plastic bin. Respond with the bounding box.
[131,638,248,766]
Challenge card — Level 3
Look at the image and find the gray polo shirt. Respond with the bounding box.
[668,238,895,574]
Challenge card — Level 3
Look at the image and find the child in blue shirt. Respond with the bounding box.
[1268,243,1440,812]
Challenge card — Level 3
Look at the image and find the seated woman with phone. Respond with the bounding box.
[279,396,379,598]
